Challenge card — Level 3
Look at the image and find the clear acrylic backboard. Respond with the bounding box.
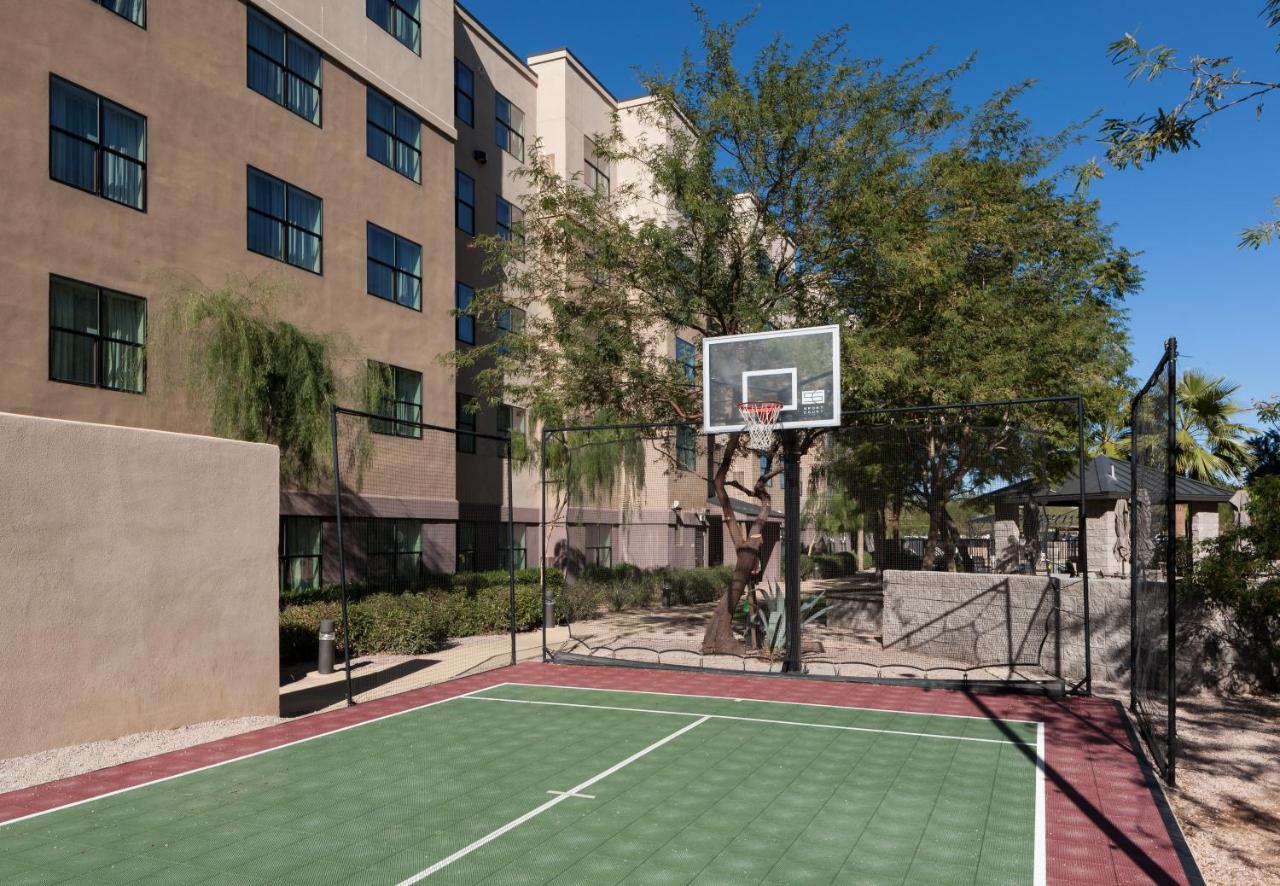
[702,325,841,434]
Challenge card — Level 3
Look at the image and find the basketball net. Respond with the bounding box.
[738,401,783,451]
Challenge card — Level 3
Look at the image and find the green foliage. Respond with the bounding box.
[163,275,355,487]
[279,568,556,608]
[1175,370,1257,485]
[279,585,544,664]
[1185,475,1280,690]
[1247,429,1280,481]
[747,585,829,657]
[549,565,735,624]
[1101,7,1280,247]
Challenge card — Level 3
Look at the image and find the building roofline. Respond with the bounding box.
[454,2,538,87]
[527,47,646,108]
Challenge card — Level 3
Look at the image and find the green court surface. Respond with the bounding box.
[0,684,1044,885]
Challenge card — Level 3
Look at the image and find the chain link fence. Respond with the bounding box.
[1129,340,1178,783]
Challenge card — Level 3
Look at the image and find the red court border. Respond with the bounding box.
[0,662,1197,885]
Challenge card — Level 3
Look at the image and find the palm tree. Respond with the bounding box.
[1089,408,1130,460]
[1175,370,1257,486]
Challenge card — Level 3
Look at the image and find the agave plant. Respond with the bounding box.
[746,584,829,658]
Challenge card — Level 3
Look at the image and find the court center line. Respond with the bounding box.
[463,695,1029,746]
[396,715,711,884]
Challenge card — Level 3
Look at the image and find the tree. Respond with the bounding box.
[1186,474,1280,690]
[1175,369,1257,485]
[1088,406,1132,459]
[1101,2,1280,248]
[456,13,1138,652]
[163,275,358,487]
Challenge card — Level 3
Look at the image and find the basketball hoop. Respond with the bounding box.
[738,401,783,451]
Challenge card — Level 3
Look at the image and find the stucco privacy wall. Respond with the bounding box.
[0,413,279,758]
[881,570,1131,684]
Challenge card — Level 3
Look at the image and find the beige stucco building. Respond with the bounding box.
[0,0,756,589]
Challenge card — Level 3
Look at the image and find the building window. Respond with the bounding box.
[368,361,422,438]
[247,167,322,273]
[49,276,145,393]
[457,394,477,453]
[457,521,476,572]
[584,137,610,195]
[367,519,422,587]
[455,59,474,126]
[367,87,420,183]
[676,426,697,472]
[367,0,420,53]
[500,525,527,570]
[247,8,321,125]
[497,404,526,438]
[496,196,524,241]
[586,524,613,568]
[456,170,475,234]
[676,337,697,382]
[367,223,422,310]
[280,516,321,591]
[456,282,475,344]
[495,94,525,161]
[95,0,145,28]
[49,75,146,210]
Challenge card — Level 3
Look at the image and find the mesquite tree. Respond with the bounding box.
[454,13,1138,653]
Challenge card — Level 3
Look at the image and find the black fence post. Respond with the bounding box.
[540,428,549,662]
[330,405,354,707]
[507,436,517,667]
[782,431,802,674]
[1077,395,1092,695]
[1129,397,1139,716]
[1165,338,1178,786]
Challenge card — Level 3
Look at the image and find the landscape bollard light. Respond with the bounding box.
[318,619,336,675]
[662,578,672,608]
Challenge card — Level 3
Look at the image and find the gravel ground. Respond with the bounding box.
[1164,690,1280,885]
[0,715,284,794]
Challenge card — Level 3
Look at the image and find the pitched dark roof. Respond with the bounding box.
[706,496,784,521]
[989,455,1232,504]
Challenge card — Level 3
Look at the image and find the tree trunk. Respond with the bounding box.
[856,519,865,572]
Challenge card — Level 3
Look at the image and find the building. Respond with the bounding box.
[0,0,768,591]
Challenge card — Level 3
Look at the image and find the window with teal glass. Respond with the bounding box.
[367,223,422,310]
[367,87,420,182]
[247,8,321,125]
[50,75,146,210]
[280,517,322,591]
[367,0,420,54]
[49,276,145,394]
[368,361,422,438]
[676,426,697,472]
[367,519,422,587]
[247,167,322,273]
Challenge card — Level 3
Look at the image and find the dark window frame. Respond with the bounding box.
[366,0,421,54]
[366,86,421,183]
[586,524,613,568]
[456,282,476,345]
[456,169,475,234]
[279,516,322,592]
[500,524,527,570]
[676,426,697,472]
[365,518,423,586]
[496,195,524,242]
[49,74,147,212]
[93,0,146,28]
[676,336,697,382]
[368,360,423,439]
[585,137,611,196]
[48,274,147,394]
[246,166,323,274]
[455,59,475,126]
[495,93,525,162]
[246,7,322,126]
[456,521,477,572]
[457,393,477,454]
[366,222,423,311]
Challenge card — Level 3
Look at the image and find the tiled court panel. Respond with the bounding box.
[0,662,1193,885]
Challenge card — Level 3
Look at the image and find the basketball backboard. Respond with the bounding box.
[702,325,841,434]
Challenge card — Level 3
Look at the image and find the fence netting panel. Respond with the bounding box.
[545,401,1088,688]
[279,408,522,715]
[1130,349,1176,782]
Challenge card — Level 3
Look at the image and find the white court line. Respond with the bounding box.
[0,684,510,829]
[464,695,1030,746]
[495,681,1042,725]
[395,716,711,884]
[1034,722,1047,886]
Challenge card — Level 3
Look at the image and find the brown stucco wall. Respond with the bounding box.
[0,1,456,479]
[0,412,279,758]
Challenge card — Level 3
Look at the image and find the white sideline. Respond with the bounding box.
[1034,722,1047,886]
[464,694,1026,745]
[395,716,711,884]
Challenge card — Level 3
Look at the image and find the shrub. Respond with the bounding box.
[665,566,733,605]
[279,567,557,608]
[810,552,857,578]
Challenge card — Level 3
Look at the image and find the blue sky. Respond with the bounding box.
[465,0,1278,420]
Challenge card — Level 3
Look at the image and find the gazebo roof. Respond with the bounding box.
[988,455,1233,505]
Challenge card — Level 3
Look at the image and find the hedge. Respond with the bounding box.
[279,567,558,608]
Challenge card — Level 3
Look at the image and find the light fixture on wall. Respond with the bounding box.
[473,149,488,164]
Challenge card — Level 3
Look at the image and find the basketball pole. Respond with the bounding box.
[781,429,802,673]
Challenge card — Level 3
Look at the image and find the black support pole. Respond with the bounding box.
[329,406,355,707]
[782,431,802,674]
[507,437,517,667]
[1129,396,1139,716]
[540,429,550,662]
[1165,338,1178,786]
[1077,395,1092,695]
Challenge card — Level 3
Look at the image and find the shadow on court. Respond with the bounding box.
[279,659,441,716]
